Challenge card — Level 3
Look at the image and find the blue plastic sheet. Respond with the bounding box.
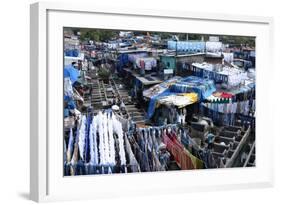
[146,76,216,119]
[147,90,176,119]
[64,65,79,84]
[64,96,76,109]
[170,76,216,101]
[117,53,129,72]
[65,49,79,57]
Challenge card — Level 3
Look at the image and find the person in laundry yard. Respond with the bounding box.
[140,59,145,76]
[77,59,83,71]
[237,129,242,137]
[205,129,216,150]
[120,100,126,113]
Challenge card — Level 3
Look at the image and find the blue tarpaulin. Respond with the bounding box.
[65,49,79,57]
[170,76,216,101]
[64,65,79,84]
[117,53,129,72]
[147,90,174,119]
[64,95,76,109]
[146,76,216,119]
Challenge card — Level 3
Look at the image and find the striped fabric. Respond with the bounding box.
[163,133,195,170]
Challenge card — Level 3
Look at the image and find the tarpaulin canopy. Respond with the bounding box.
[65,49,79,57]
[143,76,182,99]
[170,76,216,101]
[147,90,176,119]
[145,76,216,119]
[64,65,80,84]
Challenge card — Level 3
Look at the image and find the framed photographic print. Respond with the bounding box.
[30,2,274,202]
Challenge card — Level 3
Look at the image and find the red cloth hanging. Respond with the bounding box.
[220,92,234,98]
[162,132,195,170]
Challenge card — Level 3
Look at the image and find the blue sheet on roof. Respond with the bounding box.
[147,90,177,119]
[146,76,216,119]
[64,65,79,84]
[170,76,216,101]
[65,49,79,57]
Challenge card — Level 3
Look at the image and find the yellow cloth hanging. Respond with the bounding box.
[184,148,204,169]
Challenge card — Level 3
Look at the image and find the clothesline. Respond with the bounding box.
[134,124,200,152]
[64,113,209,175]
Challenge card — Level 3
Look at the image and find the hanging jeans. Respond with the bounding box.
[74,160,86,175]
[64,163,71,176]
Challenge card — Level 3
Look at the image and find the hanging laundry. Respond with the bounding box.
[66,128,74,163]
[78,115,87,160]
[135,57,157,71]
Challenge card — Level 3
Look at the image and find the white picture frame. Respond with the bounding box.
[30,2,274,202]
